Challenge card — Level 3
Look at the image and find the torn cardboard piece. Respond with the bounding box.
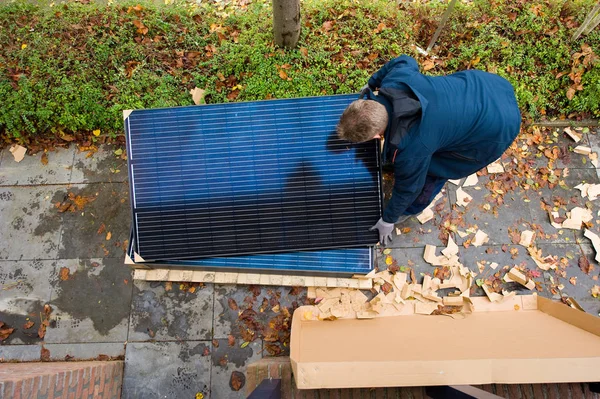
[574,145,592,155]
[505,267,536,290]
[519,230,535,247]
[441,236,459,258]
[562,207,593,230]
[472,230,489,247]
[417,208,434,224]
[456,187,472,207]
[9,145,26,162]
[487,161,504,174]
[585,229,600,263]
[463,173,479,187]
[564,127,582,143]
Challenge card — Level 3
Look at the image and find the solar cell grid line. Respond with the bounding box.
[127,231,373,274]
[126,94,382,261]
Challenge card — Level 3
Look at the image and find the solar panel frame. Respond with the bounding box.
[125,94,383,261]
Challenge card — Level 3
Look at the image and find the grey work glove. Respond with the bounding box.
[359,84,370,98]
[370,217,395,246]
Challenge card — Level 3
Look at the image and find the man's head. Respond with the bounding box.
[336,99,388,143]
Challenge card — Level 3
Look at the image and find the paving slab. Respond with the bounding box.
[0,147,74,186]
[447,174,534,247]
[122,341,211,399]
[528,167,600,244]
[128,281,214,342]
[459,244,551,297]
[42,342,125,361]
[71,145,128,184]
[57,182,131,259]
[210,338,262,399]
[0,345,41,362]
[213,284,306,346]
[0,186,63,260]
[45,258,133,344]
[0,259,55,345]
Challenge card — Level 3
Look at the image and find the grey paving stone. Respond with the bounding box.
[57,182,131,259]
[528,168,599,244]
[129,281,214,342]
[447,173,535,246]
[45,258,133,344]
[71,145,128,184]
[0,186,63,260]
[213,284,306,344]
[210,338,262,399]
[122,341,211,399]
[0,147,74,186]
[538,243,600,315]
[460,244,551,297]
[0,345,41,362]
[0,259,55,345]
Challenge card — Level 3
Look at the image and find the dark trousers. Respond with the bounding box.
[404,175,447,215]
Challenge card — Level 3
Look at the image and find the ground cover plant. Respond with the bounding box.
[0,0,598,146]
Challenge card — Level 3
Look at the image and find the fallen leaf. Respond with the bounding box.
[322,20,334,31]
[59,267,70,281]
[41,153,48,165]
[0,322,15,341]
[38,319,49,339]
[228,335,235,347]
[41,346,50,361]
[278,70,288,80]
[97,223,106,235]
[230,371,245,391]
[569,276,577,285]
[240,341,249,348]
[165,281,172,291]
[300,47,308,57]
[61,134,75,142]
[228,298,238,311]
[579,255,591,274]
[93,129,101,136]
[21,43,27,50]
[114,148,123,156]
[23,320,34,329]
[106,232,112,241]
[422,59,435,71]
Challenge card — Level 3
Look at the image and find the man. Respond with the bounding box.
[337,55,521,245]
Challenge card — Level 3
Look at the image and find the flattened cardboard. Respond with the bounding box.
[290,295,600,389]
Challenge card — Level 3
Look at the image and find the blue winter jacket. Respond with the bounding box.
[368,55,521,223]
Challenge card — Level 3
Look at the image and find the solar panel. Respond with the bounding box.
[127,231,372,274]
[125,94,382,261]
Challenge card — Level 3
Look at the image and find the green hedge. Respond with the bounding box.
[0,0,598,142]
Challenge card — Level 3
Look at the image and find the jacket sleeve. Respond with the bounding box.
[368,55,420,89]
[382,153,431,223]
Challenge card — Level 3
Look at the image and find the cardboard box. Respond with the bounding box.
[290,295,600,389]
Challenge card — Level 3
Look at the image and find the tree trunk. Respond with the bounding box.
[272,0,301,49]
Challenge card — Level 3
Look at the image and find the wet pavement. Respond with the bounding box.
[1,126,600,398]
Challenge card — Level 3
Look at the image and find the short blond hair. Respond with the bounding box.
[336,100,388,143]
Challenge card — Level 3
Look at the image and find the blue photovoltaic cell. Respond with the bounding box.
[126,94,382,261]
[127,232,372,274]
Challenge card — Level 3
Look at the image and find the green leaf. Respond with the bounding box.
[240,341,249,348]
[476,278,484,287]
[114,148,123,156]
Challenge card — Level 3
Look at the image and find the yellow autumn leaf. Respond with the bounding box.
[21,43,27,50]
[114,148,123,156]
[385,255,393,265]
[93,129,101,136]
[195,394,204,399]
[106,232,112,240]
[240,341,249,348]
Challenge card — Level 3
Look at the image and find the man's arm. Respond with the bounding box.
[368,55,420,90]
[382,154,431,223]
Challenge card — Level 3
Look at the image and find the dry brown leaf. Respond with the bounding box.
[300,47,308,57]
[278,70,288,80]
[0,322,15,341]
[41,153,49,165]
[59,267,70,281]
[228,298,238,311]
[23,320,34,329]
[230,371,245,391]
[422,60,435,71]
[97,223,106,235]
[228,335,235,347]
[106,232,112,241]
[41,346,50,361]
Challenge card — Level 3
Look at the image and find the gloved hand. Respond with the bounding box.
[359,84,370,98]
[370,217,395,246]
